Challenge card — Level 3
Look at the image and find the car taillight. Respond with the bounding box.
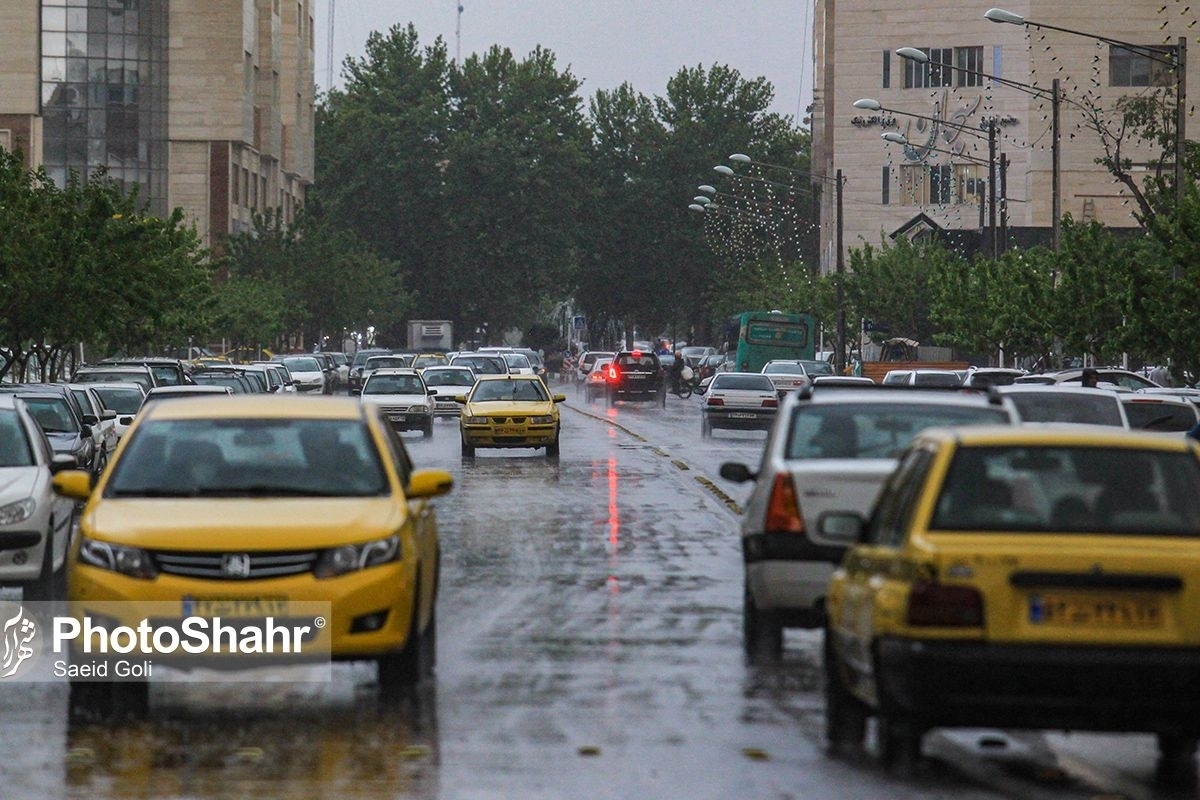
[906,580,984,627]
[607,364,619,381]
[764,473,804,533]
[762,398,778,408]
[707,397,724,406]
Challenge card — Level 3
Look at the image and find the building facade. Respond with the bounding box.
[812,1,1194,268]
[0,0,314,247]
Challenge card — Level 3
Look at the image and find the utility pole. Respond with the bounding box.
[835,169,846,376]
[456,3,464,64]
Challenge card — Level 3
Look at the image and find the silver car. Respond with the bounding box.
[719,385,1017,659]
[701,372,778,437]
[0,394,78,599]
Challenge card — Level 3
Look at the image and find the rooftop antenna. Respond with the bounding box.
[456,3,463,64]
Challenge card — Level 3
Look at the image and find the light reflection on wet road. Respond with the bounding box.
[0,387,1172,799]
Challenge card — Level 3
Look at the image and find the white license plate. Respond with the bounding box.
[388,414,407,422]
[729,412,756,419]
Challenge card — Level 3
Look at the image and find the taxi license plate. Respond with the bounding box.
[183,597,289,617]
[388,414,407,422]
[1029,593,1163,628]
[495,425,523,435]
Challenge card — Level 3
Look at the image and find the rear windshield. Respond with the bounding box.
[92,387,144,413]
[712,374,775,392]
[786,403,1010,459]
[930,445,1200,535]
[1122,401,1198,432]
[1006,393,1124,426]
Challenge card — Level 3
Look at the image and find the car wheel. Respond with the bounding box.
[422,421,433,439]
[823,628,868,753]
[378,585,429,694]
[700,417,712,438]
[94,446,108,477]
[460,438,475,458]
[1156,734,1199,787]
[69,678,149,722]
[24,526,64,601]
[743,587,783,661]
[546,432,560,457]
[877,706,922,773]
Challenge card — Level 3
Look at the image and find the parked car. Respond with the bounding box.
[0,394,78,599]
[85,382,148,440]
[1120,393,1200,434]
[96,357,192,387]
[701,372,778,437]
[606,350,665,408]
[273,355,327,394]
[577,350,615,383]
[347,348,393,395]
[66,384,119,477]
[71,364,157,393]
[143,385,235,404]
[192,370,258,394]
[962,367,1025,389]
[761,359,833,396]
[821,425,1200,780]
[359,368,435,437]
[1015,367,1161,390]
[15,392,96,475]
[997,385,1130,427]
[457,374,565,457]
[719,385,1016,659]
[52,395,454,717]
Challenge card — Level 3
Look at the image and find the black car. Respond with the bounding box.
[606,350,665,407]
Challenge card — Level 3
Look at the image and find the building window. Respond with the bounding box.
[956,47,984,87]
[881,166,890,205]
[1110,45,1175,87]
[882,50,891,89]
[897,163,978,206]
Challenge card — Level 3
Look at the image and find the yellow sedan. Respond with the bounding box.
[820,425,1200,780]
[53,395,452,718]
[457,374,565,458]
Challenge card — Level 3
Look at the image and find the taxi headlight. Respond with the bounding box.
[78,537,158,579]
[314,534,400,578]
[0,498,35,526]
[463,416,489,425]
[530,415,554,424]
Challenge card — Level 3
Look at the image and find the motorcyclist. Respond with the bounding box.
[669,350,686,394]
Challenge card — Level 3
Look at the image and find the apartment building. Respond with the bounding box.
[811,2,1193,269]
[0,0,315,248]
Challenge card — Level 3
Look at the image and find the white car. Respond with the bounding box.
[359,368,434,437]
[0,394,77,599]
[66,384,119,476]
[996,385,1130,427]
[761,359,832,396]
[86,382,148,441]
[421,366,477,417]
[701,372,778,437]
[274,355,326,393]
[1120,393,1200,435]
[501,352,535,375]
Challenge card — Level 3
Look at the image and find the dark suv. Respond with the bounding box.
[606,350,665,407]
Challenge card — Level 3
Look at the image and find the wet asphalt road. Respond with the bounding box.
[0,383,1191,799]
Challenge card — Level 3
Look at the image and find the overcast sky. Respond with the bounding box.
[316,0,813,123]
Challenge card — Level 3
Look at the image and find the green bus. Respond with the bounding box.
[730,311,816,373]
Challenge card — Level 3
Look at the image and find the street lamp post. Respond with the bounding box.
[895,46,1063,251]
[985,7,1187,209]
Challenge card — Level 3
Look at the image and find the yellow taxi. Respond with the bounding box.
[53,395,452,716]
[456,374,564,458]
[820,425,1200,779]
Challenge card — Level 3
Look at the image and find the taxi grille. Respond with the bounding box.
[490,417,528,424]
[153,550,319,579]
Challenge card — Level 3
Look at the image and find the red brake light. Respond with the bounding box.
[906,580,984,627]
[707,397,724,406]
[607,364,619,381]
[764,473,804,533]
[762,398,778,408]
[631,350,642,358]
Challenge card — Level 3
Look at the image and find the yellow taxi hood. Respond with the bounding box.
[81,497,406,550]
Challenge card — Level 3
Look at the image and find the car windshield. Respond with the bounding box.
[712,374,775,391]
[453,356,506,375]
[1006,393,1125,426]
[786,403,1010,459]
[471,380,548,402]
[105,418,388,498]
[0,411,33,467]
[363,374,426,395]
[912,371,962,387]
[20,396,79,434]
[281,357,321,372]
[930,445,1200,535]
[422,369,474,387]
[503,354,532,369]
[366,356,413,370]
[92,387,144,414]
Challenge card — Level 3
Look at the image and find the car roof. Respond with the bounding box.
[140,395,366,422]
[914,423,1197,451]
[368,368,421,377]
[82,381,147,393]
[996,384,1124,397]
[475,373,541,381]
[146,385,232,395]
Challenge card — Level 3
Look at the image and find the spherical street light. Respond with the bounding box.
[895,47,929,63]
[881,132,908,144]
[697,184,717,195]
[687,204,708,213]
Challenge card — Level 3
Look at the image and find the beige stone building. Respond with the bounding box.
[811,2,1194,269]
[0,0,315,248]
